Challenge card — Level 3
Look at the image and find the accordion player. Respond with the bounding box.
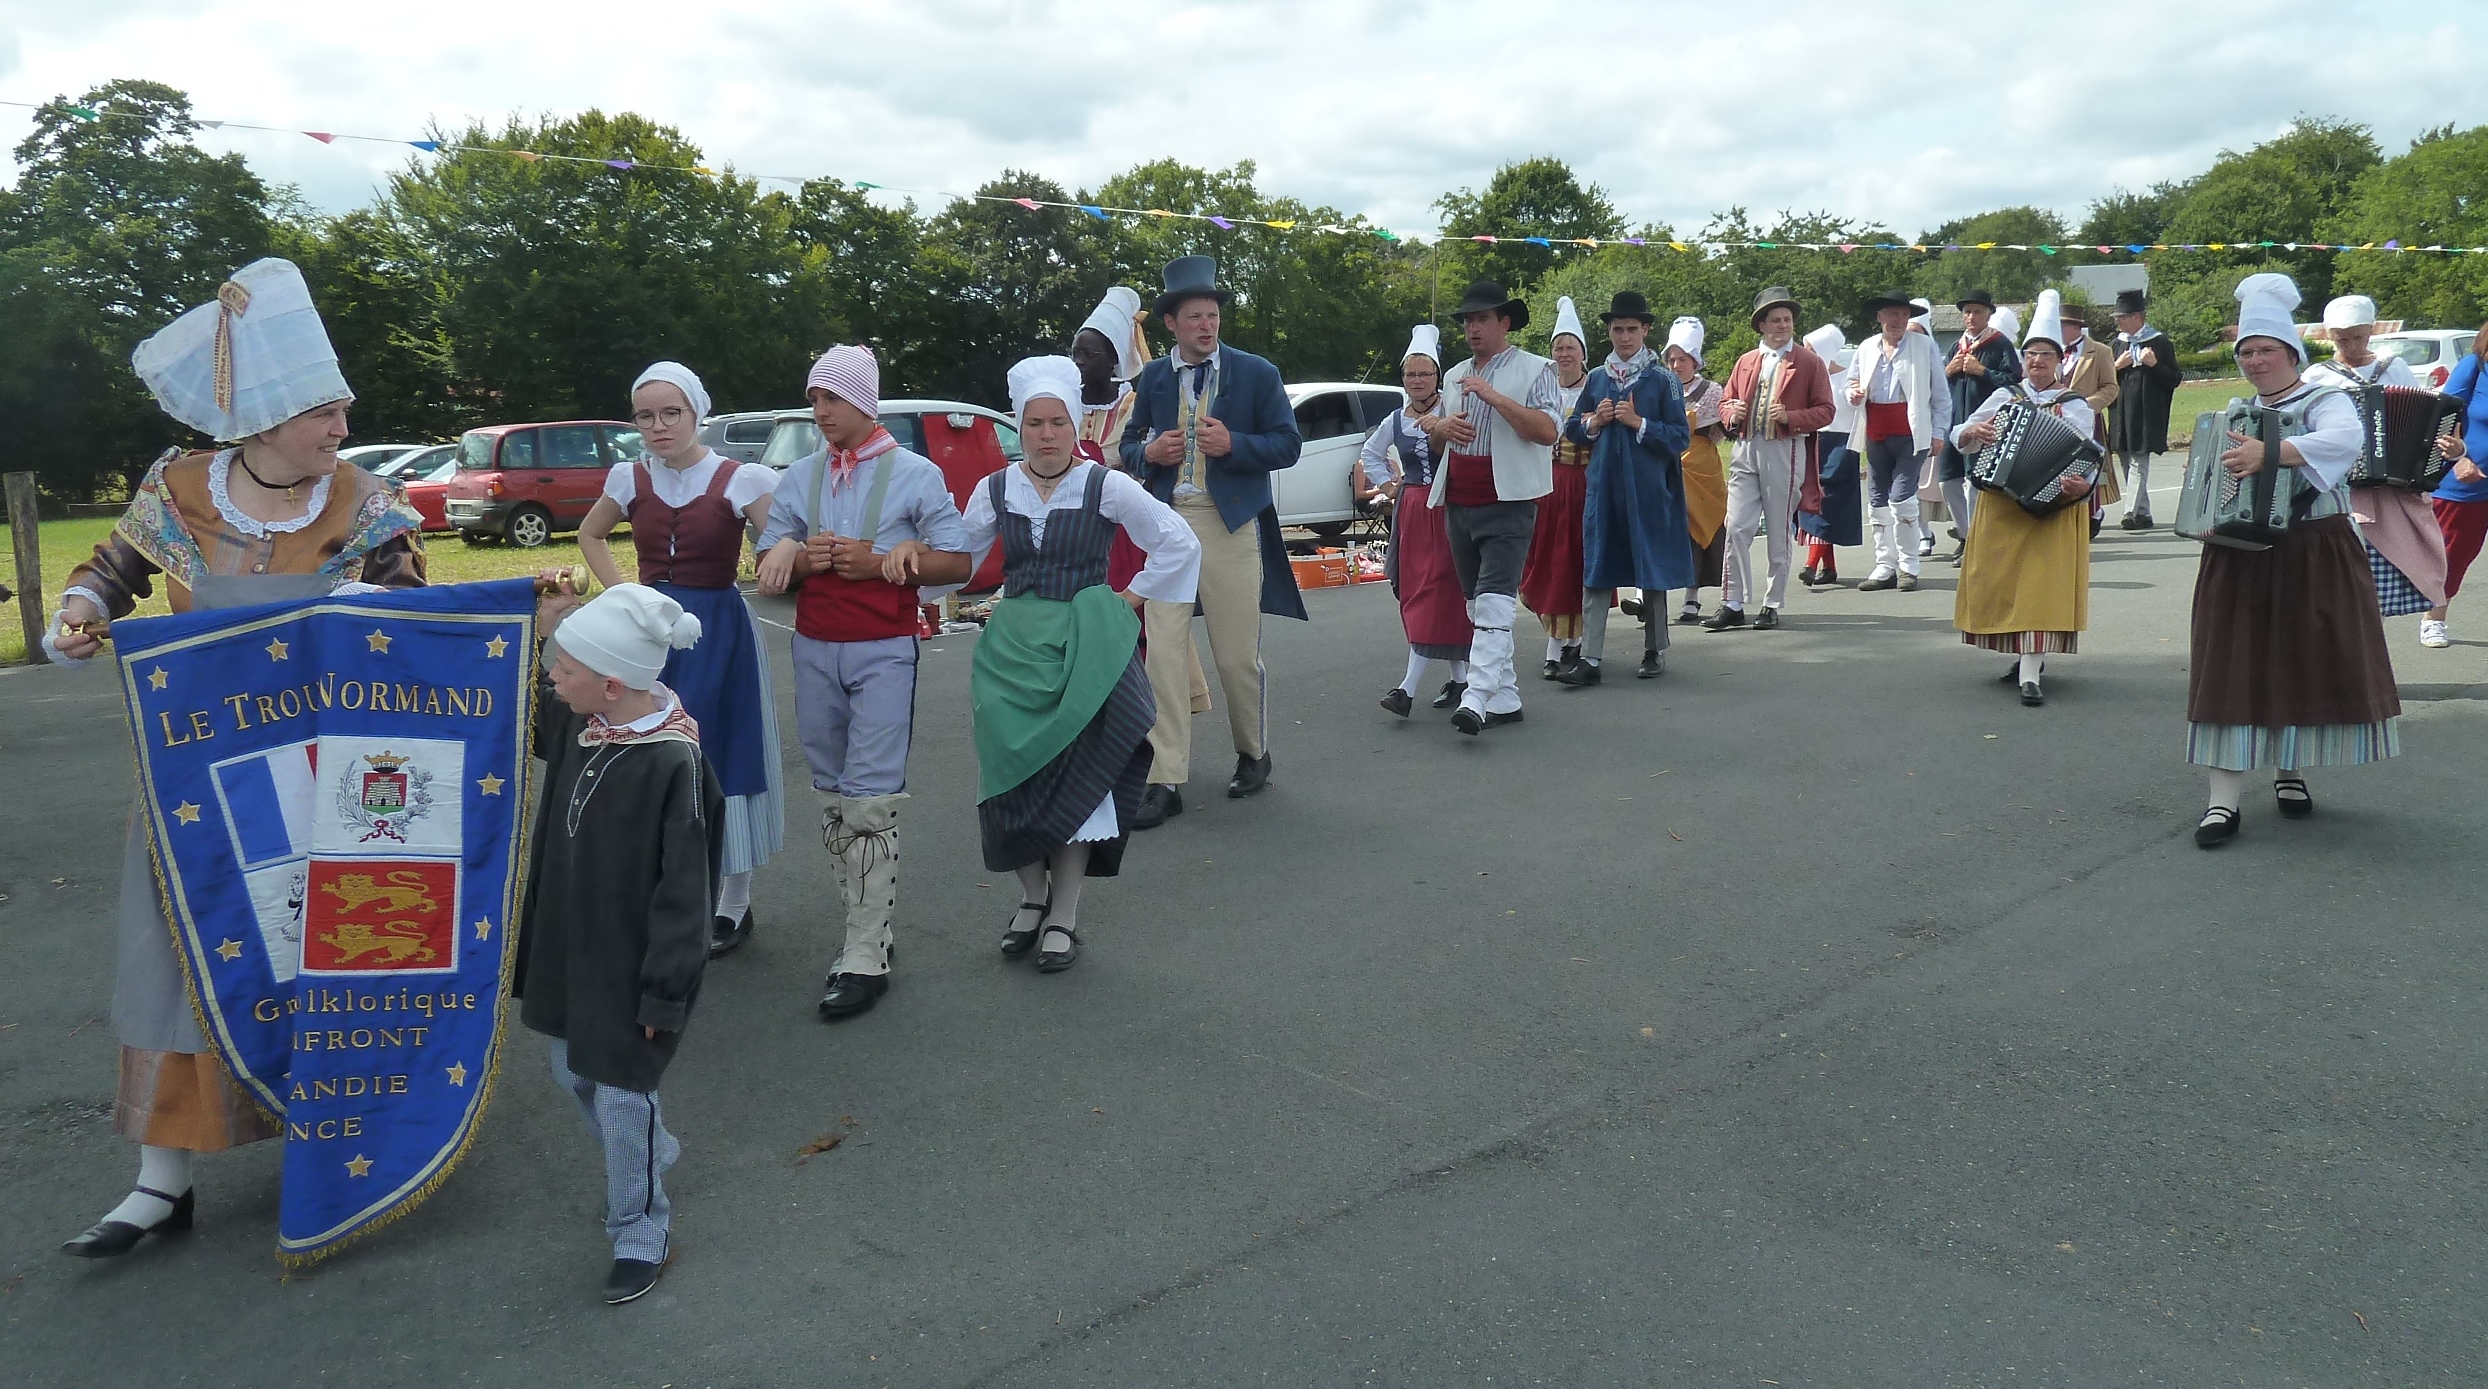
[2176,390,2350,550]
[1967,398,2104,515]
[2345,384,2464,491]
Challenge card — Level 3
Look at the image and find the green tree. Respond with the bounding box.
[785,180,923,363]
[1706,209,1914,347]
[1913,206,2073,307]
[2326,123,2488,330]
[2078,181,2191,248]
[0,79,287,494]
[2144,117,2383,333]
[361,110,825,431]
[911,172,1102,406]
[1435,157,1625,294]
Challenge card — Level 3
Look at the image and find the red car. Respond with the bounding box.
[373,444,459,531]
[441,420,641,547]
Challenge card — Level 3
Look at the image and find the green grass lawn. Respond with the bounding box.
[0,520,744,665]
[2169,377,2248,446]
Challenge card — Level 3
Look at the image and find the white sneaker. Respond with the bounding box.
[2419,619,2451,648]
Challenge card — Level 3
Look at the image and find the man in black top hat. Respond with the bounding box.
[1119,255,1305,820]
[1938,290,2022,563]
[2107,287,2180,529]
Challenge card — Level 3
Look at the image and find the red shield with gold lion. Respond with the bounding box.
[301,859,458,973]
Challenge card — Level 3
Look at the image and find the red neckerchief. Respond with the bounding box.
[828,426,899,488]
[580,688,701,747]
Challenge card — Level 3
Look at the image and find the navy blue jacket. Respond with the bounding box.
[1119,344,1307,620]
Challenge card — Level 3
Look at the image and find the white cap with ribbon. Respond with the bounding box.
[2234,272,2306,362]
[1551,296,1587,349]
[1078,286,1148,381]
[131,258,353,441]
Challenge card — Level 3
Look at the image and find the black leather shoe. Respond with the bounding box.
[1897,573,1922,592]
[1701,606,1746,631]
[1553,660,1601,687]
[1619,596,1644,618]
[2195,806,2241,848]
[2274,776,2314,819]
[1540,659,1563,680]
[707,911,752,959]
[2090,515,2104,539]
[1948,543,1966,566]
[1481,709,1524,729]
[1035,921,1081,973]
[2130,513,2154,530]
[1132,783,1182,829]
[1450,706,1483,736]
[1798,564,1819,586]
[817,972,889,1020]
[1226,752,1272,798]
[1813,566,1840,588]
[1379,687,1414,717]
[603,1256,667,1305]
[1000,899,1048,957]
[1857,573,1897,592]
[1751,607,1780,631]
[2020,681,2045,706]
[1637,651,1665,679]
[62,1187,192,1258]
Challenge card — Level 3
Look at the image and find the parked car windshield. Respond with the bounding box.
[762,418,823,468]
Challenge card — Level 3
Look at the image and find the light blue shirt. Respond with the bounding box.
[757,445,970,555]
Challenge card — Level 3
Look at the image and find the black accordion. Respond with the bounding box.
[1967,400,2103,514]
[2345,384,2463,491]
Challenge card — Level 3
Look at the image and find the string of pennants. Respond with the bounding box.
[14,97,2485,257]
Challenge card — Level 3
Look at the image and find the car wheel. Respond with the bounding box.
[505,505,553,548]
[1305,520,1351,539]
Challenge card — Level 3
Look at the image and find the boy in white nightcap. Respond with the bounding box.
[519,579,725,1304]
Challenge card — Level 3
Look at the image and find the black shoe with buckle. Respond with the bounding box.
[1431,680,1466,710]
[603,1256,667,1305]
[707,910,752,959]
[1701,606,1747,631]
[817,972,889,1020]
[1380,687,1414,717]
[1227,752,1272,798]
[2274,776,2314,819]
[1751,607,1780,631]
[62,1187,193,1258]
[1035,920,1081,973]
[1000,899,1049,957]
[1132,783,1183,829]
[2195,806,2241,848]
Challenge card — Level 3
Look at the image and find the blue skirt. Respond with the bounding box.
[652,582,772,799]
[1799,434,1863,546]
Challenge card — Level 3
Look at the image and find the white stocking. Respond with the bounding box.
[104,1145,194,1226]
[1041,842,1091,952]
[1399,649,1431,695]
[714,870,751,925]
[2207,768,2246,812]
[1450,659,1469,684]
[2017,651,2045,685]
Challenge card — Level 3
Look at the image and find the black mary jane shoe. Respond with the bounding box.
[62,1186,193,1258]
[1034,921,1081,974]
[1379,687,1414,718]
[2274,777,2314,820]
[2020,681,2045,707]
[2195,806,2242,849]
[1431,680,1467,710]
[603,1255,668,1305]
[817,971,890,1020]
[1000,899,1050,957]
[707,910,753,959]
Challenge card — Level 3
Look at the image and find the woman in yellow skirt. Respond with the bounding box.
[1949,290,2097,707]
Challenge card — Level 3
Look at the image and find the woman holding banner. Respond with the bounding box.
[576,362,785,958]
[46,258,428,1256]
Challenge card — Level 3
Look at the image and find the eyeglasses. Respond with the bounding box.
[630,405,691,428]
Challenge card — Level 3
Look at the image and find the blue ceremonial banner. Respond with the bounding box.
[111,579,539,1264]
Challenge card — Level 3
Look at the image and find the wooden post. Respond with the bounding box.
[5,472,44,664]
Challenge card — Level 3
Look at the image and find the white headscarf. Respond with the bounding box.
[1008,355,1084,424]
[1078,287,1147,381]
[631,361,712,422]
[2322,294,2379,331]
[2235,272,2307,363]
[131,257,353,441]
[1665,316,1706,359]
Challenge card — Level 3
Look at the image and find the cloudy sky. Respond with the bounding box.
[3,0,2480,239]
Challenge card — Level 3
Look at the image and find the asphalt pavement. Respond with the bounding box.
[3,493,2484,1387]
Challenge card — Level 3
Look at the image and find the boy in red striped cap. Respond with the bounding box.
[755,346,971,1020]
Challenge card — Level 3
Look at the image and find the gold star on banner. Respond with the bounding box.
[215,938,244,962]
[474,917,493,941]
[476,772,505,796]
[265,636,289,661]
[345,1154,374,1178]
[445,1061,468,1087]
[147,667,168,691]
[173,801,202,825]
[484,633,510,658]
[366,629,392,653]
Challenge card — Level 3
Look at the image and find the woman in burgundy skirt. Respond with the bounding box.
[1370,327,1474,715]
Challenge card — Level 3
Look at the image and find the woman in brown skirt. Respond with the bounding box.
[2187,274,2399,848]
